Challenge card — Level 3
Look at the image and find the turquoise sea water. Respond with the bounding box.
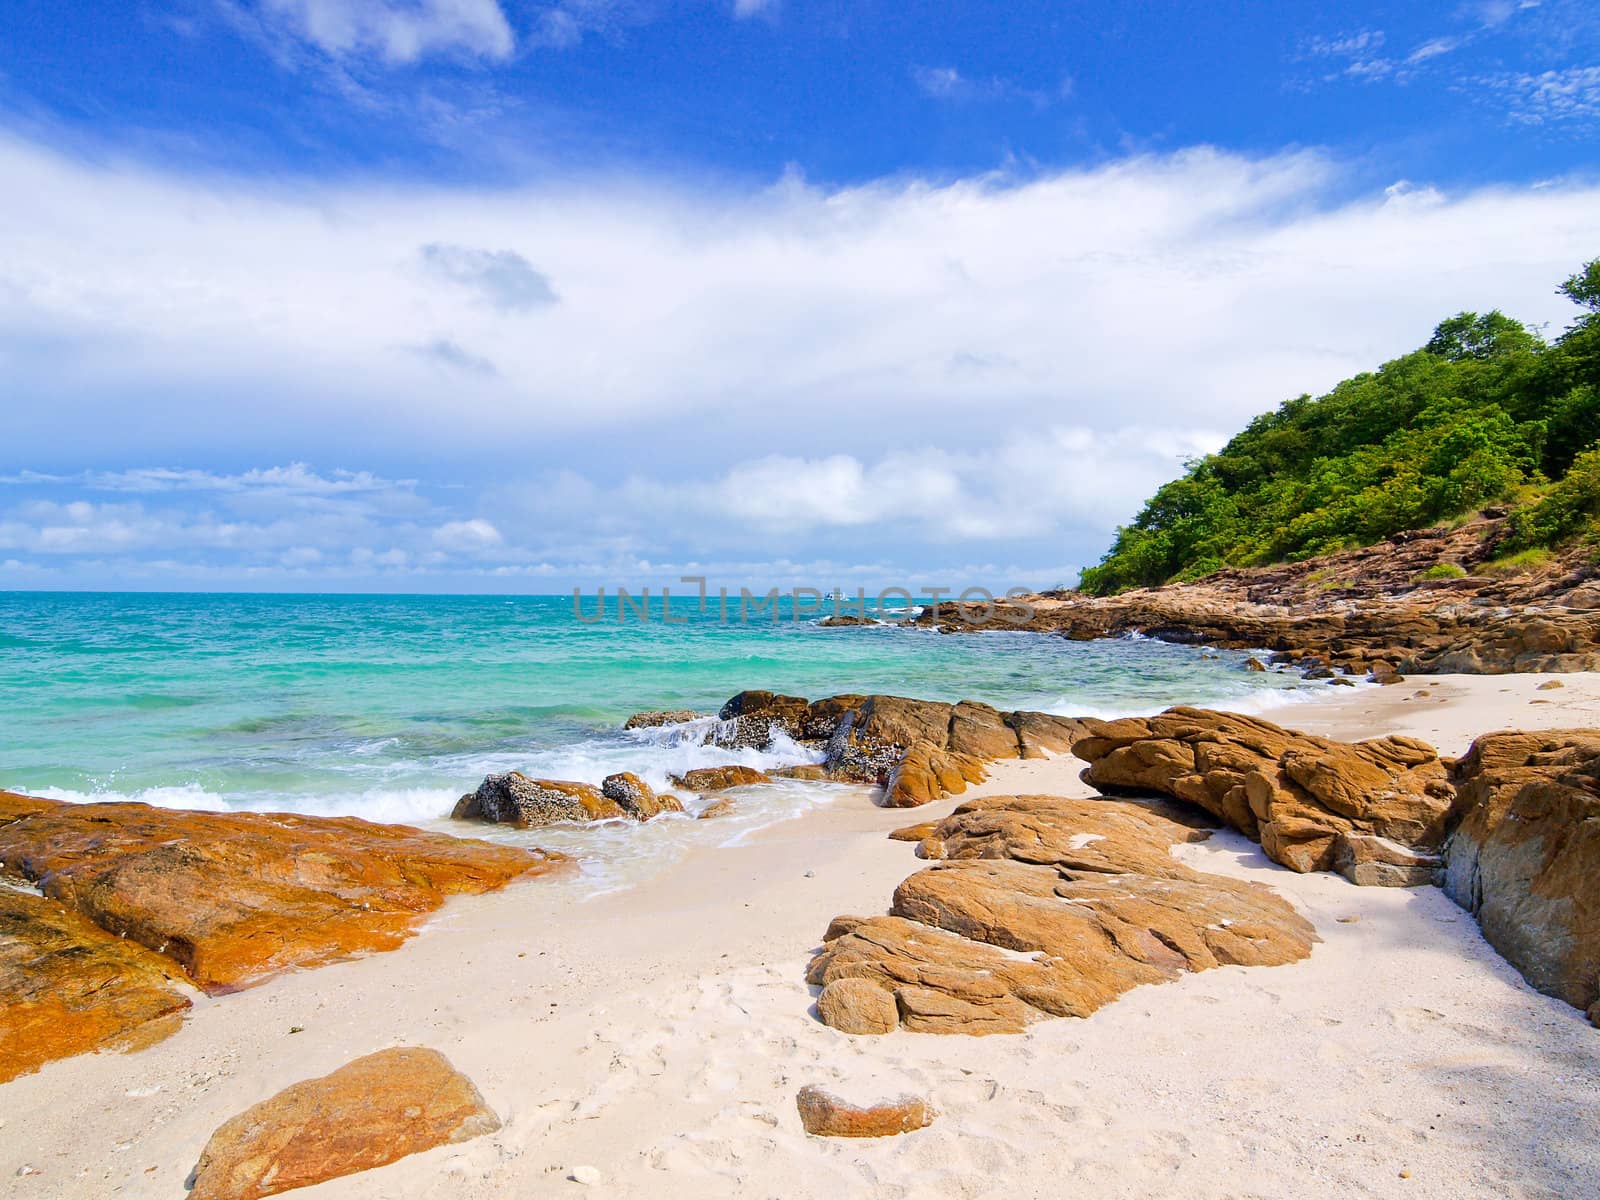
[0,592,1316,826]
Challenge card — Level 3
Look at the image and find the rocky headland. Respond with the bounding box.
[910,516,1600,676]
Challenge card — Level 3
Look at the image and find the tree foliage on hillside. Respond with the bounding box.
[1078,260,1600,595]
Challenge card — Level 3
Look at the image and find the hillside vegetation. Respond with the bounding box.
[1078,259,1600,595]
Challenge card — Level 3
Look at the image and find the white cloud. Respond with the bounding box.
[732,0,779,17]
[913,65,968,98]
[1482,66,1600,125]
[261,0,515,64]
[2,136,1599,586]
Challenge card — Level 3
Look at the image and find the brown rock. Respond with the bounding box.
[601,772,682,819]
[802,695,868,740]
[1245,657,1267,672]
[888,821,940,842]
[622,710,704,730]
[883,741,986,808]
[795,1085,933,1137]
[189,1047,499,1200]
[946,701,1021,761]
[0,794,560,996]
[771,765,828,781]
[1005,711,1089,759]
[1074,708,1452,879]
[453,772,623,827]
[809,794,1315,1035]
[716,691,810,747]
[1537,679,1565,690]
[672,764,772,792]
[1,889,190,1085]
[697,798,738,820]
[815,977,899,1034]
[1441,730,1600,1018]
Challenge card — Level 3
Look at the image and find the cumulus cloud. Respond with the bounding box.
[2,134,1599,587]
[260,0,515,64]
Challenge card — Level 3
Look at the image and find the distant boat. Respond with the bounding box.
[825,587,845,603]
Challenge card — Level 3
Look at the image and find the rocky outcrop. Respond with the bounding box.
[601,772,683,820]
[715,690,811,748]
[913,517,1600,675]
[883,742,986,808]
[672,764,773,792]
[1073,708,1453,882]
[808,794,1316,1035]
[453,772,623,827]
[0,793,562,1076]
[1441,731,1600,1023]
[188,1047,499,1200]
[1,889,191,1084]
[622,709,705,730]
[815,977,899,1034]
[795,1085,934,1137]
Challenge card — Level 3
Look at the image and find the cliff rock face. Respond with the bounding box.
[1073,708,1453,883]
[0,792,563,1078]
[188,1047,500,1200]
[1441,731,1600,1024]
[808,795,1315,1035]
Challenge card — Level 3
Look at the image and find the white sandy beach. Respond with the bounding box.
[3,673,1599,1200]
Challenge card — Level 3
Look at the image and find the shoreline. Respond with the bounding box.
[4,675,1598,1198]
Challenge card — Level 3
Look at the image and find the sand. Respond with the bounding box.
[3,674,1599,1199]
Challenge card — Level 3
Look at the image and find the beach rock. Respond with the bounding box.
[802,694,868,740]
[772,765,828,781]
[622,710,704,730]
[188,1047,499,1200]
[672,765,772,792]
[888,821,940,842]
[600,772,682,820]
[1245,657,1267,672]
[1333,833,1441,887]
[1441,730,1600,1018]
[809,794,1316,1035]
[715,691,810,747]
[0,793,560,995]
[883,741,985,808]
[824,696,956,785]
[795,1085,933,1137]
[946,701,1021,761]
[815,978,899,1035]
[819,615,877,627]
[696,798,738,820]
[1537,679,1565,690]
[0,889,191,1085]
[1005,711,1089,759]
[1073,707,1453,877]
[454,773,623,827]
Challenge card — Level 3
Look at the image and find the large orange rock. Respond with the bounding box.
[0,888,191,1084]
[1441,730,1600,1020]
[809,794,1315,1034]
[883,741,986,808]
[1074,707,1453,882]
[671,764,773,792]
[601,772,682,820]
[452,772,623,826]
[0,794,562,996]
[188,1047,499,1200]
[946,701,1021,761]
[1005,711,1090,759]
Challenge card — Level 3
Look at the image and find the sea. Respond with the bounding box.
[0,592,1328,890]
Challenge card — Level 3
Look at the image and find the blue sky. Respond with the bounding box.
[1,0,1598,591]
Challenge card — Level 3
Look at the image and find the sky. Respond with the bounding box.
[1,1,1599,593]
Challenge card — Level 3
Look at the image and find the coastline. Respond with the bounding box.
[4,675,1598,1198]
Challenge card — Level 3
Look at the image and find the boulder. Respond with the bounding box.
[888,821,940,842]
[1441,730,1600,1018]
[188,1047,499,1200]
[696,798,738,820]
[1,889,190,1085]
[715,691,810,748]
[600,772,682,820]
[671,765,772,792]
[809,794,1315,1035]
[815,978,898,1035]
[771,765,828,781]
[795,1085,933,1138]
[622,710,705,730]
[946,701,1021,761]
[802,695,868,740]
[1073,708,1453,879]
[453,773,623,827]
[1005,711,1090,759]
[883,741,985,808]
[0,794,560,996]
